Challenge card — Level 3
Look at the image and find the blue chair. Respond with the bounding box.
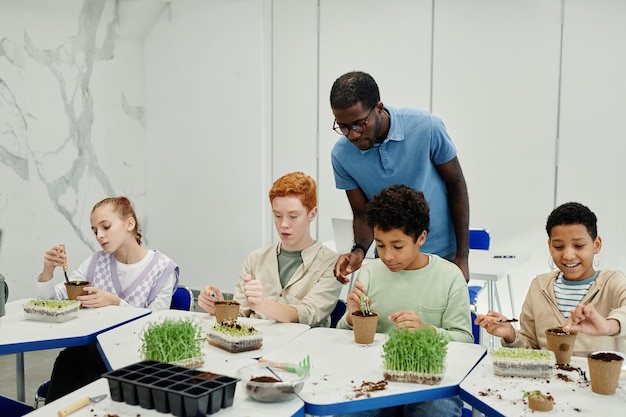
[33,380,50,409]
[468,229,491,346]
[330,299,347,328]
[468,228,491,313]
[170,285,194,311]
[1,395,34,416]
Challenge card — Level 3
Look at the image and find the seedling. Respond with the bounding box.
[382,328,448,374]
[360,294,371,316]
[140,318,203,363]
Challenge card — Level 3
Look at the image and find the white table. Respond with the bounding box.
[24,376,305,417]
[259,327,487,416]
[96,309,310,375]
[460,353,626,416]
[0,299,150,402]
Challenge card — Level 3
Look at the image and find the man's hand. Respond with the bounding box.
[334,251,365,284]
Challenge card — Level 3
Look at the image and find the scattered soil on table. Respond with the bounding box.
[478,388,502,400]
[556,373,572,382]
[556,364,587,381]
[350,380,388,398]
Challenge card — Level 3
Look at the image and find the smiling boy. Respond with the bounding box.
[476,202,626,355]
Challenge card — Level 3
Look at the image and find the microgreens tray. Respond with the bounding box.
[23,299,80,322]
[491,347,555,378]
[207,321,263,353]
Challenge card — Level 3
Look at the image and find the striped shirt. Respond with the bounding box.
[554,270,599,319]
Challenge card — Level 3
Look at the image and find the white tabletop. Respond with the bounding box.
[258,327,487,416]
[96,309,311,375]
[460,353,626,416]
[0,299,151,354]
[468,250,530,283]
[24,376,305,417]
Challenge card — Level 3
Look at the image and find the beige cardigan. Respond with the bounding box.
[504,270,626,356]
[234,241,341,327]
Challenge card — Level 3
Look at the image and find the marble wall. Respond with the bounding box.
[0,0,152,298]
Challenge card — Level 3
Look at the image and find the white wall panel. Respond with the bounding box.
[316,0,433,243]
[145,0,267,293]
[558,0,626,272]
[426,0,562,317]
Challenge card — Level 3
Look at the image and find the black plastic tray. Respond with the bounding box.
[103,360,239,416]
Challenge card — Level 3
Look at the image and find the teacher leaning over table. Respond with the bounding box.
[329,71,470,284]
[36,196,179,403]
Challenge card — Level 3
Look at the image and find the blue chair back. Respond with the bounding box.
[469,228,491,250]
[330,299,347,328]
[468,229,491,344]
[170,286,194,311]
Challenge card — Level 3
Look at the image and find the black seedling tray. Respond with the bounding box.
[103,360,239,416]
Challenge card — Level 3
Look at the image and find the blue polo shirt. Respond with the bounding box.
[331,105,457,257]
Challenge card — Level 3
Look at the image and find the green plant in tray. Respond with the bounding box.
[26,299,78,309]
[140,318,203,363]
[212,320,259,337]
[382,328,448,374]
[491,347,553,360]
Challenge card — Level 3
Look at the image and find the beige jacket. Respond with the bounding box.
[504,270,626,356]
[234,241,341,327]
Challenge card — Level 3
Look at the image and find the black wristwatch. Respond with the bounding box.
[351,243,368,255]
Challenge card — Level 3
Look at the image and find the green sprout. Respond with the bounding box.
[212,320,259,336]
[491,348,553,360]
[26,299,78,309]
[523,390,553,400]
[140,318,203,363]
[382,328,448,374]
[360,294,371,316]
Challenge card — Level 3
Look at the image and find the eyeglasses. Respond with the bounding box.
[332,107,376,135]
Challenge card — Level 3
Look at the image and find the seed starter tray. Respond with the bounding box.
[103,360,239,416]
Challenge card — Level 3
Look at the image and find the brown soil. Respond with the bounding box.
[352,311,377,317]
[556,373,572,382]
[590,352,623,362]
[251,376,281,383]
[546,326,577,336]
[197,372,220,380]
[351,380,388,398]
[215,300,240,306]
[65,280,90,286]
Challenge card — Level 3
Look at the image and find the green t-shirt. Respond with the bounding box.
[277,248,303,288]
